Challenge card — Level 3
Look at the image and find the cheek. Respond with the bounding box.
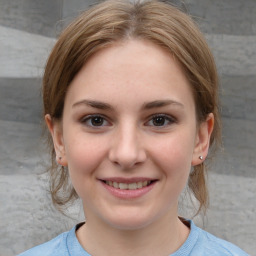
[151,131,195,177]
[64,132,107,176]
[64,134,108,199]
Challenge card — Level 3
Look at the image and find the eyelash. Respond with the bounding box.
[145,114,176,127]
[80,114,111,127]
[79,114,176,128]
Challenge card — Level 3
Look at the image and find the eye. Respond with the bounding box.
[81,115,110,127]
[146,114,176,127]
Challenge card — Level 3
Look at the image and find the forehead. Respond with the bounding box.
[65,39,195,111]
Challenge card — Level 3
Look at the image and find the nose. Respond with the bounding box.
[108,123,147,169]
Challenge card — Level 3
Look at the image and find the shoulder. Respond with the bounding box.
[194,223,249,256]
[17,231,69,256]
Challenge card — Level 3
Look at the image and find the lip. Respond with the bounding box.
[99,177,157,199]
[102,177,154,183]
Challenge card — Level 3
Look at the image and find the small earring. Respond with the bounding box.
[56,156,63,166]
[199,156,203,160]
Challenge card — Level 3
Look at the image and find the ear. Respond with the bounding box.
[191,113,214,166]
[45,114,68,166]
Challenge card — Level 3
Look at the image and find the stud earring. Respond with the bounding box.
[199,156,203,160]
[56,156,63,166]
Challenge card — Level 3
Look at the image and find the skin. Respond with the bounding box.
[46,39,214,255]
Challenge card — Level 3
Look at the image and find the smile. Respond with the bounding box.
[100,178,157,199]
[103,180,152,190]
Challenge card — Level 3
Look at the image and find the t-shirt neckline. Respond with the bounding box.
[66,220,199,256]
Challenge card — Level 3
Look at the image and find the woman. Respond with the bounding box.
[19,0,248,255]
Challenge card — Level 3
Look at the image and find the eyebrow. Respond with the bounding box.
[72,99,184,110]
[72,100,114,110]
[142,100,184,110]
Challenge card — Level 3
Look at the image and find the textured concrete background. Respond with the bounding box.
[0,0,255,255]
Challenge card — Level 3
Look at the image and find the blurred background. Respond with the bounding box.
[0,0,255,255]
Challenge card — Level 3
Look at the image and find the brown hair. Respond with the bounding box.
[43,0,221,214]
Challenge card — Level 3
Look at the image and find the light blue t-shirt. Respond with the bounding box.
[18,220,249,256]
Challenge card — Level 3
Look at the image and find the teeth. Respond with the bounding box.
[119,183,128,189]
[137,181,143,189]
[113,182,118,188]
[105,180,151,190]
[128,183,137,190]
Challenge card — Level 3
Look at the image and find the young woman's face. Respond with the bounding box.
[50,40,212,230]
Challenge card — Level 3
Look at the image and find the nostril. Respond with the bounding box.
[108,134,147,168]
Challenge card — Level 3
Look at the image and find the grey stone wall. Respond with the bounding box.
[0,0,255,255]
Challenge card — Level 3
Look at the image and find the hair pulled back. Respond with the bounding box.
[43,0,221,214]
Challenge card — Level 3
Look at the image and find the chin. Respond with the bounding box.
[109,219,153,231]
[102,209,160,231]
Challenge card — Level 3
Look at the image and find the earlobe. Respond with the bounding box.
[45,114,68,166]
[191,113,214,166]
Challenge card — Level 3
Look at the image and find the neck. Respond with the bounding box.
[76,211,190,256]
